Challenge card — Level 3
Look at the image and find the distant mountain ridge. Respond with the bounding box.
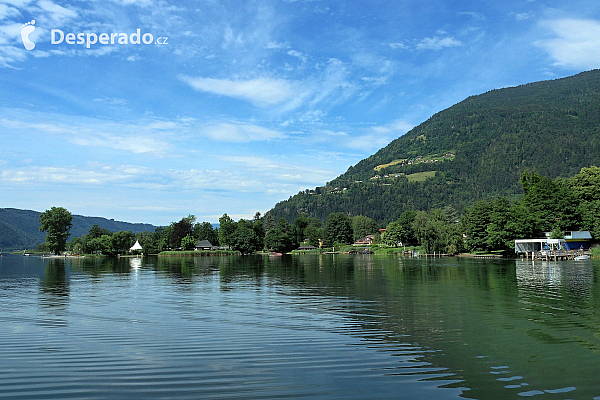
[267,69,600,224]
[0,208,157,250]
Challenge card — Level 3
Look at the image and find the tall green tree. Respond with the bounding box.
[111,230,135,254]
[230,222,260,254]
[412,209,463,254]
[169,216,195,248]
[351,215,378,241]
[39,207,73,255]
[218,214,237,246]
[181,234,197,251]
[264,228,295,253]
[461,200,492,252]
[194,222,219,245]
[569,166,600,238]
[88,224,112,239]
[324,213,353,246]
[303,225,323,247]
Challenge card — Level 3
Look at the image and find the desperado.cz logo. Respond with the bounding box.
[19,20,168,51]
[51,29,168,48]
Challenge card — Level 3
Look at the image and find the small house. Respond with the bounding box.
[195,240,214,251]
[563,231,592,250]
[354,235,375,245]
[297,245,317,251]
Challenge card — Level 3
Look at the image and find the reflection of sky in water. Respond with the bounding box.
[515,260,593,299]
[516,260,563,289]
[129,257,142,270]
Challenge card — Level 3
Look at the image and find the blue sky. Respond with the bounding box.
[1,0,599,226]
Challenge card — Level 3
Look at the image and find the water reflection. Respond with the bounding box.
[38,259,70,327]
[516,259,593,299]
[1,255,599,399]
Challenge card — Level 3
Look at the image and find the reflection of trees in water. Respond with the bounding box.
[38,259,70,327]
[73,256,131,276]
[156,256,222,285]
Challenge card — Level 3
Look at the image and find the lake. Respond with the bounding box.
[0,254,599,399]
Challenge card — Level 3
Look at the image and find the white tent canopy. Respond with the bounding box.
[129,240,143,252]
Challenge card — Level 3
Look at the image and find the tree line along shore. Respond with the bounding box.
[31,167,600,258]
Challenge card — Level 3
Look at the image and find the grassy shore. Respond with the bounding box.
[158,250,239,257]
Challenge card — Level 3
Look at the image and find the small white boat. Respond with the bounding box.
[574,254,590,261]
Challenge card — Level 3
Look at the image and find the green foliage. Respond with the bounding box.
[136,231,157,254]
[303,225,323,247]
[181,234,197,251]
[324,213,353,246]
[169,216,194,248]
[88,224,112,239]
[264,228,295,253]
[218,214,237,246]
[229,224,260,254]
[412,209,463,254]
[550,227,563,239]
[39,207,73,255]
[111,230,135,254]
[351,215,379,241]
[194,222,219,246]
[568,166,600,238]
[384,210,417,246]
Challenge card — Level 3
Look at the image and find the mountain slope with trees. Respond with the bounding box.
[267,70,600,224]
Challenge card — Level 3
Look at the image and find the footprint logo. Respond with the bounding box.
[20,20,36,51]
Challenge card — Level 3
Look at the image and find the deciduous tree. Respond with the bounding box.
[39,207,73,255]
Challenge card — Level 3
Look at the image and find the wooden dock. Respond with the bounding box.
[522,250,589,261]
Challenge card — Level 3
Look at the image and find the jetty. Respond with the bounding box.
[521,250,589,261]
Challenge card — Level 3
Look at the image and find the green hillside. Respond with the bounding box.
[267,70,600,224]
[0,208,157,251]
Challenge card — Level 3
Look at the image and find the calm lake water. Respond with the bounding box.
[1,254,599,399]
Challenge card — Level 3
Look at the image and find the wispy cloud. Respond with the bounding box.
[514,12,532,21]
[345,119,414,151]
[220,155,334,185]
[201,122,286,142]
[37,0,78,22]
[0,4,20,20]
[178,75,299,107]
[459,11,485,21]
[537,18,600,70]
[416,35,462,50]
[389,42,408,49]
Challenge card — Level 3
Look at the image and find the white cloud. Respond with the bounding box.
[416,35,462,50]
[514,12,532,21]
[1,165,130,184]
[93,97,128,106]
[287,49,306,62]
[0,4,20,19]
[201,122,286,142]
[537,18,600,69]
[220,155,333,185]
[389,42,408,49]
[266,41,287,49]
[459,11,485,20]
[37,0,78,22]
[178,75,298,107]
[0,111,175,155]
[345,119,413,151]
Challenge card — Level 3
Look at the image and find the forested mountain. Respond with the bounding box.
[0,208,156,250]
[267,70,600,224]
